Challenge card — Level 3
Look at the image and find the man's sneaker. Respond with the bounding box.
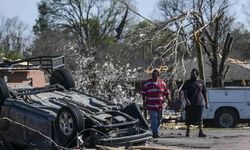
[198,132,207,137]
[186,130,190,137]
[153,133,160,138]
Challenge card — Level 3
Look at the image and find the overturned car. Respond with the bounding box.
[0,56,151,149]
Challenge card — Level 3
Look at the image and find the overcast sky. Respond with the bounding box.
[0,0,248,32]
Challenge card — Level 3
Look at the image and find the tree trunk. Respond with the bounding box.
[211,60,219,87]
[211,33,233,87]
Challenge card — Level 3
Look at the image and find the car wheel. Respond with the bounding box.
[0,78,9,105]
[56,104,85,147]
[214,108,238,128]
[50,68,75,90]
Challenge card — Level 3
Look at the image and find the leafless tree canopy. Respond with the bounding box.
[0,16,31,60]
[0,16,28,52]
[44,0,134,55]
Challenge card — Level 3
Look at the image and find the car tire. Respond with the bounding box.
[214,108,238,128]
[0,78,9,105]
[56,104,85,147]
[50,69,75,90]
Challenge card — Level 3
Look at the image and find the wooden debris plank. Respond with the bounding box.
[129,145,179,150]
[95,145,126,150]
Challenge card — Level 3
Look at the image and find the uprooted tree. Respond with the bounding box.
[31,0,144,104]
[30,0,237,104]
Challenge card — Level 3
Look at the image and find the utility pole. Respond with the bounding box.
[194,32,205,81]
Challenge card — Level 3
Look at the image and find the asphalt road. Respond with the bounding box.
[149,126,250,150]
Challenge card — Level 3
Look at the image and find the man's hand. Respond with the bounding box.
[205,103,209,109]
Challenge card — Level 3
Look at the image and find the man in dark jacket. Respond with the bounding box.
[182,68,209,137]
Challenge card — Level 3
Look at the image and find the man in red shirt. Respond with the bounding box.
[142,69,171,138]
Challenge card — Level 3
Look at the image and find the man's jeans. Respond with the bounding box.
[149,110,162,134]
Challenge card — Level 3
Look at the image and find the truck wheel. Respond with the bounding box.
[50,69,75,90]
[0,78,9,105]
[214,108,238,128]
[56,104,85,147]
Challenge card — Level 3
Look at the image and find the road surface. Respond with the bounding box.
[149,126,250,150]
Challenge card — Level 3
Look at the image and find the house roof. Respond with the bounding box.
[175,57,250,82]
[139,57,250,82]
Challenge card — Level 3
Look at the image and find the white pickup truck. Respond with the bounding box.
[203,87,250,128]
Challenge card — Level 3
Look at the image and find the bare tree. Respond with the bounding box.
[230,23,250,60]
[40,0,134,56]
[0,16,29,59]
[158,0,234,87]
